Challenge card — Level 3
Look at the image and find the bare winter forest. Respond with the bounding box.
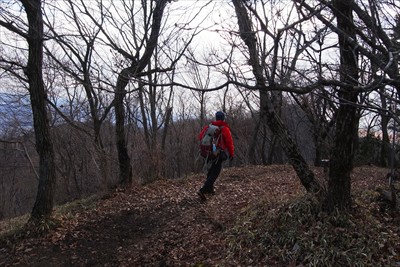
[0,102,316,219]
[0,0,399,257]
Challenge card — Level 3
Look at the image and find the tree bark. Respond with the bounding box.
[325,0,359,211]
[379,90,390,167]
[248,117,261,164]
[376,188,399,211]
[261,92,323,195]
[115,68,133,186]
[21,0,57,221]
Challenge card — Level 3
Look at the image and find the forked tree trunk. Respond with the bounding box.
[114,0,168,186]
[21,0,57,221]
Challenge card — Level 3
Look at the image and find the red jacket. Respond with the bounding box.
[199,120,234,157]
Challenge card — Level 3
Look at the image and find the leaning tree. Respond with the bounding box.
[231,0,324,197]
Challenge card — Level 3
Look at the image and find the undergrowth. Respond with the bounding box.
[226,191,400,266]
[0,193,101,240]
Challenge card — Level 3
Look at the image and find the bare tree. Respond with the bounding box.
[0,0,57,221]
[43,0,114,149]
[320,0,359,211]
[42,0,117,189]
[113,0,169,186]
[185,48,213,126]
[293,0,400,210]
[231,0,324,196]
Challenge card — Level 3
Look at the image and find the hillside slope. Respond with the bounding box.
[0,165,397,266]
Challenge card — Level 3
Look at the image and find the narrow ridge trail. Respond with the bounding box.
[0,165,387,266]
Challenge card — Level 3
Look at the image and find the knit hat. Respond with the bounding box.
[215,111,225,121]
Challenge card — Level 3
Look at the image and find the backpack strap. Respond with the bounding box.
[215,126,224,147]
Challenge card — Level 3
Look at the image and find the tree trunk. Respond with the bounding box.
[232,0,324,197]
[314,137,323,167]
[113,0,168,186]
[262,92,324,195]
[325,0,359,211]
[379,90,390,167]
[376,188,399,211]
[21,0,57,221]
[266,134,275,165]
[115,68,133,186]
[248,117,262,164]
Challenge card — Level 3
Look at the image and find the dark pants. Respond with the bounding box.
[201,152,226,193]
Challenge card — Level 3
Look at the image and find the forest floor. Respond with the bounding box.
[0,164,399,266]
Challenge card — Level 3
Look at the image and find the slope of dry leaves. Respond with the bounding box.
[0,164,398,266]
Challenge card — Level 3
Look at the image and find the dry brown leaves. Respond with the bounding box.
[0,164,398,266]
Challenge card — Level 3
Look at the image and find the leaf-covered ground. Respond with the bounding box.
[0,165,399,266]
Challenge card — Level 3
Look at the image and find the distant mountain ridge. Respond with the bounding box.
[0,92,33,135]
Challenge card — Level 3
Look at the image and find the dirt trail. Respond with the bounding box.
[0,165,386,266]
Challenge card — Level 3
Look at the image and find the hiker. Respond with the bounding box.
[198,111,234,201]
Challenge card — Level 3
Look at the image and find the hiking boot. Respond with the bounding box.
[205,189,215,195]
[201,187,215,195]
[197,190,207,201]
